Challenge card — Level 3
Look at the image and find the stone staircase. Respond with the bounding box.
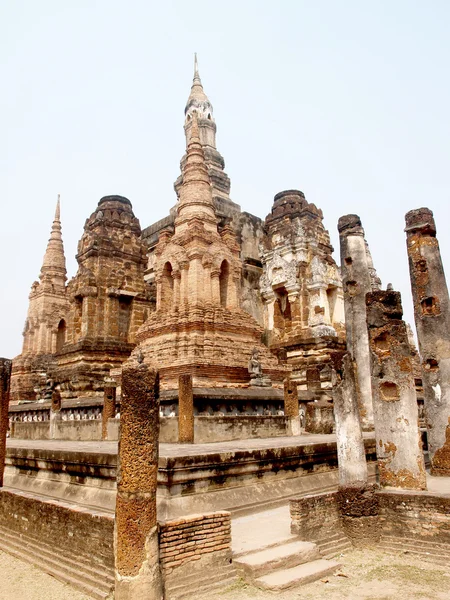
[316,531,353,559]
[164,564,237,599]
[379,535,450,568]
[0,524,114,600]
[233,535,341,591]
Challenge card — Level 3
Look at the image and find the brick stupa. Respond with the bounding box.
[135,113,285,389]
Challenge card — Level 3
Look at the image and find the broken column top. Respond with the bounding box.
[337,214,364,235]
[405,207,436,236]
[366,290,403,326]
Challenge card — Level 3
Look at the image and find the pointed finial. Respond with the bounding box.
[55,194,61,221]
[193,52,201,85]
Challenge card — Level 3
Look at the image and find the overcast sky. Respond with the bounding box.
[1,1,449,358]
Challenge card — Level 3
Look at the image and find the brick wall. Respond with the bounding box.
[0,489,114,570]
[159,511,232,580]
[378,490,450,544]
[290,491,342,540]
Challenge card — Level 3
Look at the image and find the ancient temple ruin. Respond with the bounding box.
[10,58,346,424]
[2,58,450,600]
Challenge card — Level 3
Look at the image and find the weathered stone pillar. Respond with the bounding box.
[306,367,321,394]
[366,290,427,490]
[0,358,12,488]
[102,384,117,441]
[332,353,379,546]
[49,387,62,440]
[332,354,368,487]
[178,374,194,443]
[338,214,375,430]
[115,364,162,600]
[284,377,300,436]
[405,208,450,476]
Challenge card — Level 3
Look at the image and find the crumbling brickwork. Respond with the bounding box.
[159,511,231,579]
[102,385,116,440]
[338,214,381,430]
[11,198,70,402]
[260,190,346,387]
[115,363,162,599]
[378,490,450,545]
[332,353,367,487]
[0,359,12,487]
[290,491,342,541]
[283,378,299,418]
[178,374,194,443]
[405,207,450,476]
[366,290,426,490]
[136,114,285,390]
[56,195,153,398]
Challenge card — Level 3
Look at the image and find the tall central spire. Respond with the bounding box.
[175,112,217,231]
[40,194,67,289]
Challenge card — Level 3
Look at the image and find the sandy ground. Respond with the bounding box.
[205,548,450,600]
[1,547,449,600]
[0,551,91,600]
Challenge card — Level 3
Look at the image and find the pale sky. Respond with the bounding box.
[1,0,449,357]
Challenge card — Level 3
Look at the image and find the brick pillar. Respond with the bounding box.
[178,374,194,443]
[102,385,117,441]
[49,387,62,440]
[338,214,374,430]
[115,364,162,600]
[405,208,450,476]
[332,353,367,487]
[0,358,12,488]
[306,367,321,394]
[366,290,427,490]
[284,377,300,436]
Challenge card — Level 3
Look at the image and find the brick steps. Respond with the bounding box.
[233,533,299,559]
[0,525,114,599]
[255,558,341,590]
[164,564,237,599]
[379,535,450,567]
[234,540,320,579]
[233,533,341,592]
[316,532,353,559]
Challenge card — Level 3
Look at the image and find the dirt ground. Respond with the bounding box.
[1,548,449,600]
[0,550,91,600]
[211,549,450,600]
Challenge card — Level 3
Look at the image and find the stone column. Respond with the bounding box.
[332,354,367,487]
[284,377,300,436]
[366,290,427,490]
[0,358,12,488]
[49,387,62,440]
[338,214,374,430]
[178,374,194,443]
[102,384,117,441]
[115,364,162,600]
[405,208,450,475]
[333,353,379,546]
[306,367,321,394]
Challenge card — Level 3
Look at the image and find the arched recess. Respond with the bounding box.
[161,261,174,309]
[273,286,292,337]
[56,319,66,352]
[219,260,230,308]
